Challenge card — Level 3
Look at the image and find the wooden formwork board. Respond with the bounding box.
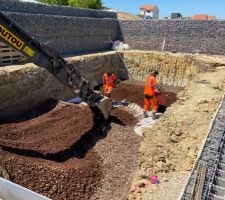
[0,42,25,66]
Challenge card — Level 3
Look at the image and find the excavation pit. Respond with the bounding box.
[2,50,223,200]
[0,80,180,200]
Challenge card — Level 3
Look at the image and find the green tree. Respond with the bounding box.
[38,0,68,5]
[68,0,102,9]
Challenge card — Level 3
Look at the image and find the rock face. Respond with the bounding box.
[67,52,128,86]
[122,50,225,87]
[1,0,118,55]
[0,64,73,121]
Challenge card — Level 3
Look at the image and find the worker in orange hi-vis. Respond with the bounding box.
[103,71,117,98]
[143,70,160,120]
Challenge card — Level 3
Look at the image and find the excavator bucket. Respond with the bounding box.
[97,96,113,120]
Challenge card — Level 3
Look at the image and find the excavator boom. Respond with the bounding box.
[0,11,112,119]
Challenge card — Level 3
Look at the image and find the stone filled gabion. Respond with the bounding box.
[2,0,225,57]
[2,12,118,55]
[0,0,117,19]
[119,20,225,55]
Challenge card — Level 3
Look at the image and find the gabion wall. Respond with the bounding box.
[2,0,225,56]
[119,20,225,55]
[0,0,118,55]
[0,0,117,19]
[3,11,118,55]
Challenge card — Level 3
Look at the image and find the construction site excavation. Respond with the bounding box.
[1,1,225,200]
[1,49,225,200]
[0,59,180,200]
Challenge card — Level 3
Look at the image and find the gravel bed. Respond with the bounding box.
[91,117,142,200]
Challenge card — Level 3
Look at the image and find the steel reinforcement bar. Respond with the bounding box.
[181,94,225,200]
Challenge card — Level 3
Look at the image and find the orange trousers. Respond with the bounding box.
[144,95,157,112]
[103,85,113,97]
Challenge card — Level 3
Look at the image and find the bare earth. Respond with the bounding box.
[130,65,225,199]
[117,12,142,20]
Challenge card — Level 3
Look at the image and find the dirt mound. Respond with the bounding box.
[0,101,104,199]
[0,150,101,200]
[0,101,94,155]
[1,98,58,123]
[0,98,141,200]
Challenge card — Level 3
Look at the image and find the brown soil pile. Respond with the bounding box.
[0,101,102,199]
[0,102,94,155]
[0,81,180,200]
[0,99,140,200]
[0,149,101,200]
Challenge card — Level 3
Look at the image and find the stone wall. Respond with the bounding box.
[2,12,118,55]
[0,0,117,18]
[0,0,118,56]
[119,20,225,55]
[2,1,225,56]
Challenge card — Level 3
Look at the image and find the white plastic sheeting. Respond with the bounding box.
[114,102,159,136]
[0,177,50,200]
[112,41,130,51]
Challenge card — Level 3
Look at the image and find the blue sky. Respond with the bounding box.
[103,0,225,19]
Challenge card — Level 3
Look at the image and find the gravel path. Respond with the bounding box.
[91,109,142,200]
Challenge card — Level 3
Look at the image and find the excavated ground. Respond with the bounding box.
[129,67,225,200]
[112,80,183,108]
[0,82,180,200]
[0,102,94,154]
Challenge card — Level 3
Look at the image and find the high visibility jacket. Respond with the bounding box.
[103,73,116,87]
[144,75,157,96]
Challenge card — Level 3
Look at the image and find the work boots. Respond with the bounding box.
[143,111,148,118]
[152,111,157,120]
[143,111,159,120]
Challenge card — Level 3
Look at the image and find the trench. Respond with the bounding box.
[2,50,211,200]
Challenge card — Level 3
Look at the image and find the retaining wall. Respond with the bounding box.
[2,1,225,57]
[3,11,118,55]
[119,20,225,55]
[0,0,118,56]
[0,0,117,18]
